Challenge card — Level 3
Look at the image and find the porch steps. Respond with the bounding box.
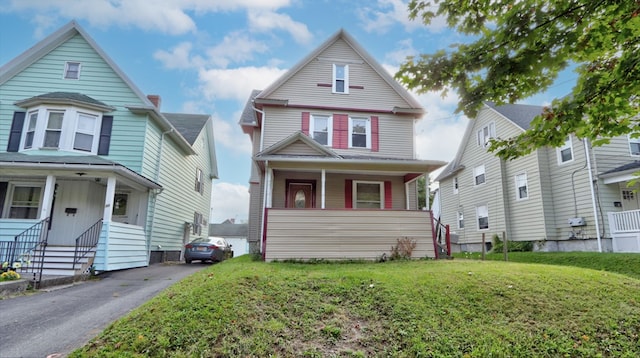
[21,246,95,277]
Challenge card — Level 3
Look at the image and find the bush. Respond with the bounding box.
[492,235,533,253]
[0,270,21,281]
[390,237,417,260]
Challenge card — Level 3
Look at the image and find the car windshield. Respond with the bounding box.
[191,238,210,244]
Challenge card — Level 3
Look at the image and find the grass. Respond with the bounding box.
[70,254,640,357]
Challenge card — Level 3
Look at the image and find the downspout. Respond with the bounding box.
[584,139,603,252]
[259,160,270,254]
[147,128,173,261]
[253,106,265,152]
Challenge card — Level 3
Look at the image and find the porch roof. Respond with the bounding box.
[599,161,640,184]
[254,153,446,176]
[0,152,162,190]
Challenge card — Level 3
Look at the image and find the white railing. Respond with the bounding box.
[608,210,640,233]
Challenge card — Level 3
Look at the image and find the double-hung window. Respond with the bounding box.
[310,115,331,145]
[74,113,98,151]
[473,165,486,186]
[557,136,574,164]
[629,135,640,156]
[457,209,464,229]
[7,185,42,219]
[477,122,496,148]
[193,212,204,235]
[64,61,81,79]
[44,111,64,148]
[333,64,348,94]
[195,168,204,194]
[515,173,528,200]
[349,117,370,148]
[453,177,459,194]
[353,181,383,208]
[476,205,489,230]
[24,112,38,149]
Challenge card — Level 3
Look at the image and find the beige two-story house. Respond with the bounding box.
[436,102,640,253]
[239,30,446,261]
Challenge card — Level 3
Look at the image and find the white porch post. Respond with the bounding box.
[425,172,430,210]
[103,176,117,224]
[321,169,326,209]
[39,175,56,220]
[266,167,274,208]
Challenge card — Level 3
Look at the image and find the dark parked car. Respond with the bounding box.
[184,237,233,264]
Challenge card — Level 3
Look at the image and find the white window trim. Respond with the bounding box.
[195,168,204,194]
[477,122,496,148]
[557,136,574,165]
[453,177,459,195]
[629,134,640,156]
[3,183,44,219]
[348,117,371,149]
[20,105,103,154]
[476,204,489,231]
[310,114,333,146]
[332,64,349,94]
[473,164,486,186]
[64,61,81,80]
[457,209,464,229]
[515,173,528,201]
[73,112,99,152]
[352,180,384,209]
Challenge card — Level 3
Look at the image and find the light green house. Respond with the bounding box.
[0,21,217,280]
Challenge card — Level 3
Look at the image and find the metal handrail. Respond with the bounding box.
[73,219,103,270]
[0,218,50,288]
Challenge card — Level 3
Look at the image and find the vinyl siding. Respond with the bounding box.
[0,34,147,172]
[264,209,434,261]
[247,181,264,246]
[269,38,411,110]
[262,107,414,159]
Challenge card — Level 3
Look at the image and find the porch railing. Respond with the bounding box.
[432,215,451,259]
[73,219,103,271]
[608,210,640,233]
[0,218,50,288]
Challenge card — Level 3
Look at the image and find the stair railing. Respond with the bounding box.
[433,216,451,259]
[1,218,50,288]
[73,219,103,271]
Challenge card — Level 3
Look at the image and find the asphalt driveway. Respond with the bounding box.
[0,262,208,358]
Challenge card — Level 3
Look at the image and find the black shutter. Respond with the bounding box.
[98,115,113,155]
[0,182,7,218]
[7,112,26,152]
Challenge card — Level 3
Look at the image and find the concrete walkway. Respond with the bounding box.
[0,262,209,358]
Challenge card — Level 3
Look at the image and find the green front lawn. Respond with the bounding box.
[72,254,640,357]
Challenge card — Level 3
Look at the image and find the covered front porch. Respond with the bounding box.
[0,153,161,279]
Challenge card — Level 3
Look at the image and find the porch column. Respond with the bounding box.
[425,172,430,210]
[266,167,274,208]
[39,175,56,220]
[103,176,117,223]
[321,169,326,209]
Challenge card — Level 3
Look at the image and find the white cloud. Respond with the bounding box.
[210,181,250,224]
[198,66,287,102]
[154,42,206,70]
[384,38,417,65]
[357,0,447,34]
[247,10,313,44]
[212,114,253,156]
[206,32,270,68]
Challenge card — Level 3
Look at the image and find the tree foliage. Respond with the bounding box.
[397,0,640,159]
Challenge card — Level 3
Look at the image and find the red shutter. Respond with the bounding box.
[345,179,353,208]
[384,181,392,209]
[371,116,379,152]
[333,114,348,148]
[301,112,310,135]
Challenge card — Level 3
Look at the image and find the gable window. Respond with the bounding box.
[195,168,204,194]
[349,117,370,148]
[453,177,459,194]
[629,135,640,156]
[310,115,332,146]
[333,64,349,94]
[457,209,464,229]
[515,173,528,200]
[476,204,489,230]
[6,185,42,219]
[477,122,496,148]
[557,136,574,164]
[473,165,486,186]
[353,181,383,208]
[64,61,81,79]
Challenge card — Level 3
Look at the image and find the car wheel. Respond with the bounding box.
[185,259,192,264]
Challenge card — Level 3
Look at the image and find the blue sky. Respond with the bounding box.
[0,0,575,223]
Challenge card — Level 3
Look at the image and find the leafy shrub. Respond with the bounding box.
[492,235,533,252]
[0,270,21,281]
[390,237,417,260]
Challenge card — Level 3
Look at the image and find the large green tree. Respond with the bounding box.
[397,0,640,159]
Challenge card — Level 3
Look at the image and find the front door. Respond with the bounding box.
[286,181,315,208]
[621,184,640,211]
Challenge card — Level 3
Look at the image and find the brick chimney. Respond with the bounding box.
[147,94,161,109]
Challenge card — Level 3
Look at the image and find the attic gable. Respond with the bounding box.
[258,132,341,158]
[255,29,423,115]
